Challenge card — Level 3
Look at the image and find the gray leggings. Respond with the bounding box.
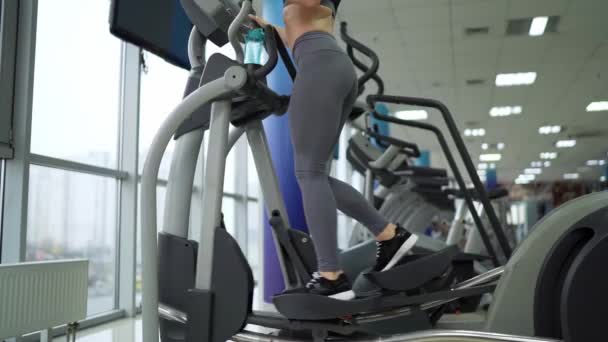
[289,31,389,272]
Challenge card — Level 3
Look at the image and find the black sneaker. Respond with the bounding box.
[284,273,355,300]
[374,226,418,272]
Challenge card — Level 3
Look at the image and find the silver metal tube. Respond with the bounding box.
[446,200,468,246]
[364,169,375,205]
[246,121,292,287]
[454,267,504,289]
[465,204,486,255]
[141,66,247,342]
[228,0,251,63]
[158,304,188,325]
[195,100,232,290]
[233,330,560,342]
[368,145,401,169]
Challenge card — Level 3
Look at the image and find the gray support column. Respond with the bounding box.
[195,100,232,289]
[245,121,291,287]
[1,0,37,263]
[117,42,141,316]
[234,134,249,246]
[162,130,204,238]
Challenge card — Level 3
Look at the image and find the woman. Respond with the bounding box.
[250,0,417,299]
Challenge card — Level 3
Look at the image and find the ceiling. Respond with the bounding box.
[335,0,608,184]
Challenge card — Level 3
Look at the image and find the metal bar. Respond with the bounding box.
[1,0,37,264]
[369,111,500,267]
[228,0,251,63]
[368,145,401,169]
[364,169,375,205]
[158,304,188,325]
[162,130,204,238]
[195,100,232,290]
[187,27,205,69]
[141,69,245,342]
[446,200,468,246]
[245,120,292,288]
[17,310,126,342]
[233,329,560,342]
[116,42,141,316]
[368,95,512,259]
[29,154,128,179]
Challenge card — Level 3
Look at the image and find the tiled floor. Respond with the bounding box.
[53,318,142,342]
[52,290,274,342]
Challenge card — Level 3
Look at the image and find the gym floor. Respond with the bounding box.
[53,317,142,342]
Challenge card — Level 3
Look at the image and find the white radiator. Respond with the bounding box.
[0,259,89,339]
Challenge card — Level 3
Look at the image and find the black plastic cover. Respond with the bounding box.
[206,228,254,342]
[158,233,198,341]
[174,53,238,139]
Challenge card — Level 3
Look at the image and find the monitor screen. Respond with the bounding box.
[109,0,192,70]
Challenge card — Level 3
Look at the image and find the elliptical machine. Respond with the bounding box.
[133,1,608,341]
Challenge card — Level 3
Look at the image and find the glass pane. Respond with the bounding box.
[247,146,260,198]
[247,200,261,276]
[222,197,236,237]
[139,54,190,180]
[224,147,236,194]
[30,0,121,168]
[26,165,117,315]
[135,185,167,305]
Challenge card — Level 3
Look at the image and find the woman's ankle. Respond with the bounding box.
[376,223,397,242]
[319,271,343,281]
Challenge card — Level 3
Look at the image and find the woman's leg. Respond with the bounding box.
[288,50,356,274]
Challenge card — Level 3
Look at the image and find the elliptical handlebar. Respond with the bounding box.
[367,96,513,262]
[228,0,253,62]
[340,22,380,92]
[253,25,279,79]
[346,45,385,95]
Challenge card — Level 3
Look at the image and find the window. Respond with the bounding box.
[26,165,118,315]
[247,146,260,198]
[30,0,121,168]
[247,200,261,277]
[222,196,236,236]
[139,53,190,179]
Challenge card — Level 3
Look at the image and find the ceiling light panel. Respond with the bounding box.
[540,152,558,160]
[480,153,502,162]
[529,16,549,36]
[495,72,537,87]
[538,125,562,135]
[465,128,486,137]
[395,110,428,121]
[555,140,576,148]
[490,106,522,117]
[586,101,608,112]
[564,173,579,180]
